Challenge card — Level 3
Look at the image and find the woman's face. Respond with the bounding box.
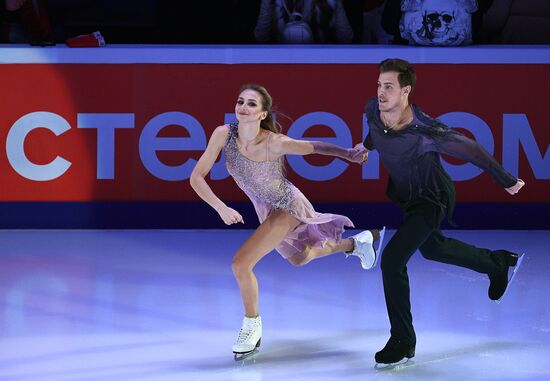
[235,89,266,124]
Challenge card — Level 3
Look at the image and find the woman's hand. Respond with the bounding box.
[217,205,244,225]
[306,140,368,164]
[505,179,525,195]
[348,143,368,164]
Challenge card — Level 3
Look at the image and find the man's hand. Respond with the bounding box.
[505,179,525,195]
[348,143,368,164]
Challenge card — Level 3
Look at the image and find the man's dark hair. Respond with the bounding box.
[379,58,416,93]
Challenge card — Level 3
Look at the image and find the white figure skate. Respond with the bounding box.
[347,226,386,270]
[232,315,262,361]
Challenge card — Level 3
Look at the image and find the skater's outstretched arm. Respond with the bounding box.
[425,127,525,194]
[270,134,368,163]
[190,125,244,225]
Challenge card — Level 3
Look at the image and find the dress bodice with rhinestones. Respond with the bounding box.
[224,123,294,212]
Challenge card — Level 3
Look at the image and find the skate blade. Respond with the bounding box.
[375,358,414,370]
[495,253,525,304]
[373,226,386,268]
[234,349,259,362]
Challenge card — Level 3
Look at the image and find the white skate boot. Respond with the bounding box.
[232,315,262,360]
[347,226,386,270]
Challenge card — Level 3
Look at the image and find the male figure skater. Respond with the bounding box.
[364,58,525,365]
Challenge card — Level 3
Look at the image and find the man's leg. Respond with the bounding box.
[420,229,521,300]
[379,205,438,355]
[419,229,495,273]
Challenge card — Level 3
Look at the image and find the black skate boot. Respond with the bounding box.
[488,250,525,303]
[375,337,415,365]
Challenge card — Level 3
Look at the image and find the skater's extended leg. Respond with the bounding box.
[420,229,497,273]
[288,228,384,269]
[420,230,523,301]
[287,238,354,266]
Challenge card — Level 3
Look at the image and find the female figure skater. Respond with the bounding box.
[190,83,385,359]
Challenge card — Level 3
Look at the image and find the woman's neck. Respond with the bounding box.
[238,122,261,140]
[237,122,264,150]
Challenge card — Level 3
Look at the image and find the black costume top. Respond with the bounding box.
[363,97,517,220]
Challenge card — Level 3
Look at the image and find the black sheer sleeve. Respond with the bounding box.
[425,127,517,188]
[363,132,374,150]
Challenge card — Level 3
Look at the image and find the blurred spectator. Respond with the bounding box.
[381,0,407,44]
[382,0,500,45]
[399,0,478,46]
[1,0,53,44]
[342,0,364,43]
[481,0,550,44]
[2,0,545,45]
[472,0,492,44]
[382,0,496,45]
[254,0,354,43]
[362,0,392,44]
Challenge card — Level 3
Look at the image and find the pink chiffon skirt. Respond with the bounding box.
[250,186,354,259]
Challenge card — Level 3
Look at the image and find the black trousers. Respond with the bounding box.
[381,198,499,347]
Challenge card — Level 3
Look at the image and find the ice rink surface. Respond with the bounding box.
[0,229,548,381]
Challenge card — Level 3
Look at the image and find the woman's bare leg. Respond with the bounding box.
[288,238,354,267]
[232,210,300,317]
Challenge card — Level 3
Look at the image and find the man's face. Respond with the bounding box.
[377,71,410,112]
